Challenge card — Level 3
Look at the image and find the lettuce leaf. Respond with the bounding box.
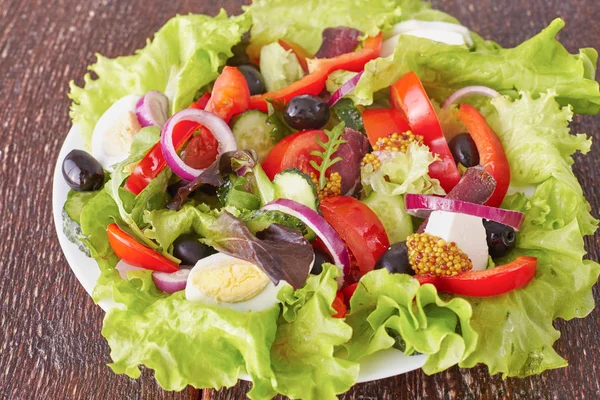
[246,0,404,53]
[352,18,600,114]
[257,265,359,400]
[69,11,251,148]
[455,91,600,377]
[340,269,477,374]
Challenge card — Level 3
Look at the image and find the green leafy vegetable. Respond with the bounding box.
[352,18,600,114]
[259,42,304,92]
[309,123,346,190]
[69,11,251,148]
[332,98,365,134]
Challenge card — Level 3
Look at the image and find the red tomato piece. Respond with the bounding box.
[320,196,390,276]
[390,72,460,192]
[107,224,179,273]
[416,256,537,297]
[332,291,347,318]
[261,130,327,179]
[362,108,412,147]
[456,104,510,207]
[341,282,359,305]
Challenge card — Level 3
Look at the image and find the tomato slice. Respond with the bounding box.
[332,291,347,318]
[390,72,460,192]
[261,130,327,179]
[362,108,412,147]
[107,224,179,273]
[416,256,537,297]
[456,104,510,207]
[320,196,390,275]
[341,282,359,305]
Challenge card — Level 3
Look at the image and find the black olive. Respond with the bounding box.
[237,64,266,95]
[62,150,104,192]
[172,234,217,265]
[310,248,333,275]
[284,95,330,130]
[374,241,414,275]
[483,220,516,259]
[448,133,480,168]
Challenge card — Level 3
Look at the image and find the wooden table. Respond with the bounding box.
[1,0,599,398]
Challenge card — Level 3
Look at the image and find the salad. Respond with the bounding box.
[60,0,600,398]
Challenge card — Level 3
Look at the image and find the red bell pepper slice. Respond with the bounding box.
[341,282,359,305]
[390,72,461,193]
[456,104,510,207]
[278,39,311,72]
[189,92,211,110]
[332,291,347,318]
[249,33,382,113]
[107,224,179,273]
[416,256,537,297]
[362,108,412,147]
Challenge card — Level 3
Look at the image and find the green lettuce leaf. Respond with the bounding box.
[361,142,445,197]
[340,269,477,374]
[455,91,600,377]
[69,11,251,148]
[352,18,600,114]
[259,42,304,92]
[246,0,404,53]
[257,265,359,400]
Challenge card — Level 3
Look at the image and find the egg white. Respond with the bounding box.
[186,253,313,312]
[91,94,141,170]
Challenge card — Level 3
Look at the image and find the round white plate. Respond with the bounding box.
[52,125,427,383]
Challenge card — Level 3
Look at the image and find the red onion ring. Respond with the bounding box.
[262,198,351,285]
[160,109,237,181]
[152,269,191,294]
[442,86,500,110]
[328,71,364,107]
[405,194,525,231]
[136,90,169,128]
[115,260,146,279]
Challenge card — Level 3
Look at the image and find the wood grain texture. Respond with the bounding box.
[0,0,598,399]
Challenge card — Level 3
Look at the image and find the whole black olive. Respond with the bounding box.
[237,64,266,95]
[284,95,330,130]
[448,133,480,168]
[374,241,414,275]
[483,220,516,259]
[173,234,217,265]
[62,150,104,192]
[310,248,333,275]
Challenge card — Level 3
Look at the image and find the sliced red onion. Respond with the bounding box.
[152,269,191,294]
[116,260,146,279]
[136,90,169,128]
[405,194,525,231]
[328,71,364,107]
[442,86,500,109]
[160,109,237,181]
[262,198,351,285]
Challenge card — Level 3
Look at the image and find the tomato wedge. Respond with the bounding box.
[456,104,510,207]
[341,282,359,305]
[390,72,460,192]
[320,196,390,275]
[107,224,179,273]
[125,67,250,194]
[416,256,537,297]
[362,108,412,147]
[261,130,327,180]
[332,291,347,318]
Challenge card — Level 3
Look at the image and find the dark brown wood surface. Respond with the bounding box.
[1,0,599,399]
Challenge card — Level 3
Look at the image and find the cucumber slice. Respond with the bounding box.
[273,168,319,211]
[232,110,275,161]
[362,192,413,244]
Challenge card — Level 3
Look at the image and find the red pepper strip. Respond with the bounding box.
[390,72,461,192]
[278,39,311,72]
[189,92,211,110]
[249,33,383,113]
[456,104,510,207]
[332,291,347,318]
[341,282,359,305]
[107,224,179,273]
[416,256,537,297]
[362,108,412,147]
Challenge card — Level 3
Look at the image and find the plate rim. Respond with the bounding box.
[52,124,427,384]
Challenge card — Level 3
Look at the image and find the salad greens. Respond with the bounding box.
[62,0,600,398]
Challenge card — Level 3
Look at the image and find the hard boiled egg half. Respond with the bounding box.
[91,95,142,170]
[186,253,313,312]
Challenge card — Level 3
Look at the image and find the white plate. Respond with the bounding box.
[52,125,427,383]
